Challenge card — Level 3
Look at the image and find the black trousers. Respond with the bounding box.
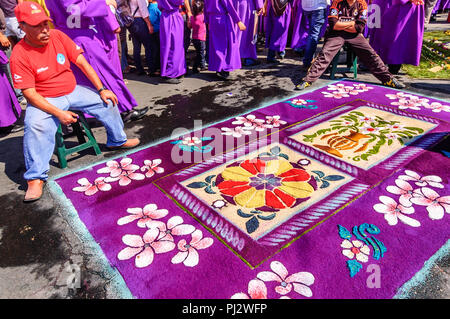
[304,32,392,83]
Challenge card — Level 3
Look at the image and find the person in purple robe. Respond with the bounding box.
[234,0,264,66]
[0,49,22,133]
[44,0,148,122]
[158,0,186,84]
[205,0,247,79]
[369,0,425,75]
[263,0,292,63]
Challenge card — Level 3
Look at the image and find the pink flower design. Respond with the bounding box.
[221,126,253,138]
[117,228,175,268]
[265,115,287,128]
[140,159,164,178]
[232,115,264,127]
[385,92,411,100]
[353,83,373,92]
[231,279,268,299]
[391,98,421,110]
[373,196,420,227]
[97,158,140,178]
[290,99,307,106]
[105,170,145,186]
[72,177,111,196]
[322,90,350,99]
[150,216,195,241]
[424,102,450,113]
[398,170,444,189]
[410,188,450,220]
[171,229,214,267]
[256,261,315,297]
[386,179,415,207]
[117,203,168,228]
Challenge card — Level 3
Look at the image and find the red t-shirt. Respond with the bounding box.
[10,29,84,98]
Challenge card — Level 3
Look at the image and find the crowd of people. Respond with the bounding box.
[0,0,448,201]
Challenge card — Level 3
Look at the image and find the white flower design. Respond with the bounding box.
[340,240,370,263]
[360,124,382,135]
[322,90,350,99]
[410,187,450,220]
[256,261,314,298]
[398,170,444,189]
[171,229,214,267]
[182,136,202,146]
[290,99,307,106]
[231,279,268,299]
[373,195,420,227]
[385,92,411,100]
[265,115,286,128]
[117,228,175,268]
[140,159,164,178]
[232,115,264,127]
[104,170,145,186]
[72,177,111,196]
[391,98,421,110]
[150,216,195,241]
[221,126,253,138]
[386,179,415,207]
[97,158,139,177]
[353,83,373,92]
[117,203,169,228]
[423,102,450,113]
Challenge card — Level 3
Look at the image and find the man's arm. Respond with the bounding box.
[74,54,119,106]
[22,88,80,125]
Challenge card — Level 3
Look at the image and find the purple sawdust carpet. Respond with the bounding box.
[50,80,450,299]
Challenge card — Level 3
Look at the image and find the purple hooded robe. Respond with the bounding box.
[205,0,243,71]
[158,0,186,78]
[44,0,138,112]
[369,0,425,66]
[0,50,21,127]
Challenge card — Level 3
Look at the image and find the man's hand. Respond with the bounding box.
[0,33,11,48]
[106,0,117,8]
[57,110,79,126]
[100,89,118,106]
[238,21,246,31]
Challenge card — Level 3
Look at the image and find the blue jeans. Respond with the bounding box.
[23,85,128,181]
[192,39,206,69]
[303,9,326,66]
[129,17,153,73]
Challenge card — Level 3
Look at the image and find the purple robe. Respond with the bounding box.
[290,0,328,50]
[0,51,21,127]
[44,0,138,113]
[205,0,242,72]
[158,0,186,78]
[264,0,292,52]
[234,0,264,60]
[433,0,450,13]
[369,0,425,66]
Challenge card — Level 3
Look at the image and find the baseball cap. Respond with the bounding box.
[15,1,52,26]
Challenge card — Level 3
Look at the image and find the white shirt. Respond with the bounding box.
[301,0,330,11]
[129,0,150,19]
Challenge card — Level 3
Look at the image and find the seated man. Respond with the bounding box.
[295,0,405,90]
[10,1,140,202]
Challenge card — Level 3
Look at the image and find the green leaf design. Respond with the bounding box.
[187,181,208,188]
[323,175,345,181]
[204,186,216,194]
[246,216,260,234]
[312,170,325,178]
[320,180,330,189]
[257,213,276,221]
[205,175,216,184]
[237,209,253,219]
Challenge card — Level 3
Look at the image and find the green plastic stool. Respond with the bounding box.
[330,44,358,80]
[54,110,101,168]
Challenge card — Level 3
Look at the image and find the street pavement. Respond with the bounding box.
[0,15,448,299]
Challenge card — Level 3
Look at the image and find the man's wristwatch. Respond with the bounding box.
[98,86,108,94]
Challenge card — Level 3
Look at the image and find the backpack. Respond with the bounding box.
[115,0,139,28]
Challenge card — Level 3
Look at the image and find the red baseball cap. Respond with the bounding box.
[15,1,52,26]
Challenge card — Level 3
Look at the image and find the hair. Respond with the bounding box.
[192,0,204,16]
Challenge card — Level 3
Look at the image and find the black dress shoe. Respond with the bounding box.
[164,77,182,84]
[121,106,149,122]
[216,71,230,80]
